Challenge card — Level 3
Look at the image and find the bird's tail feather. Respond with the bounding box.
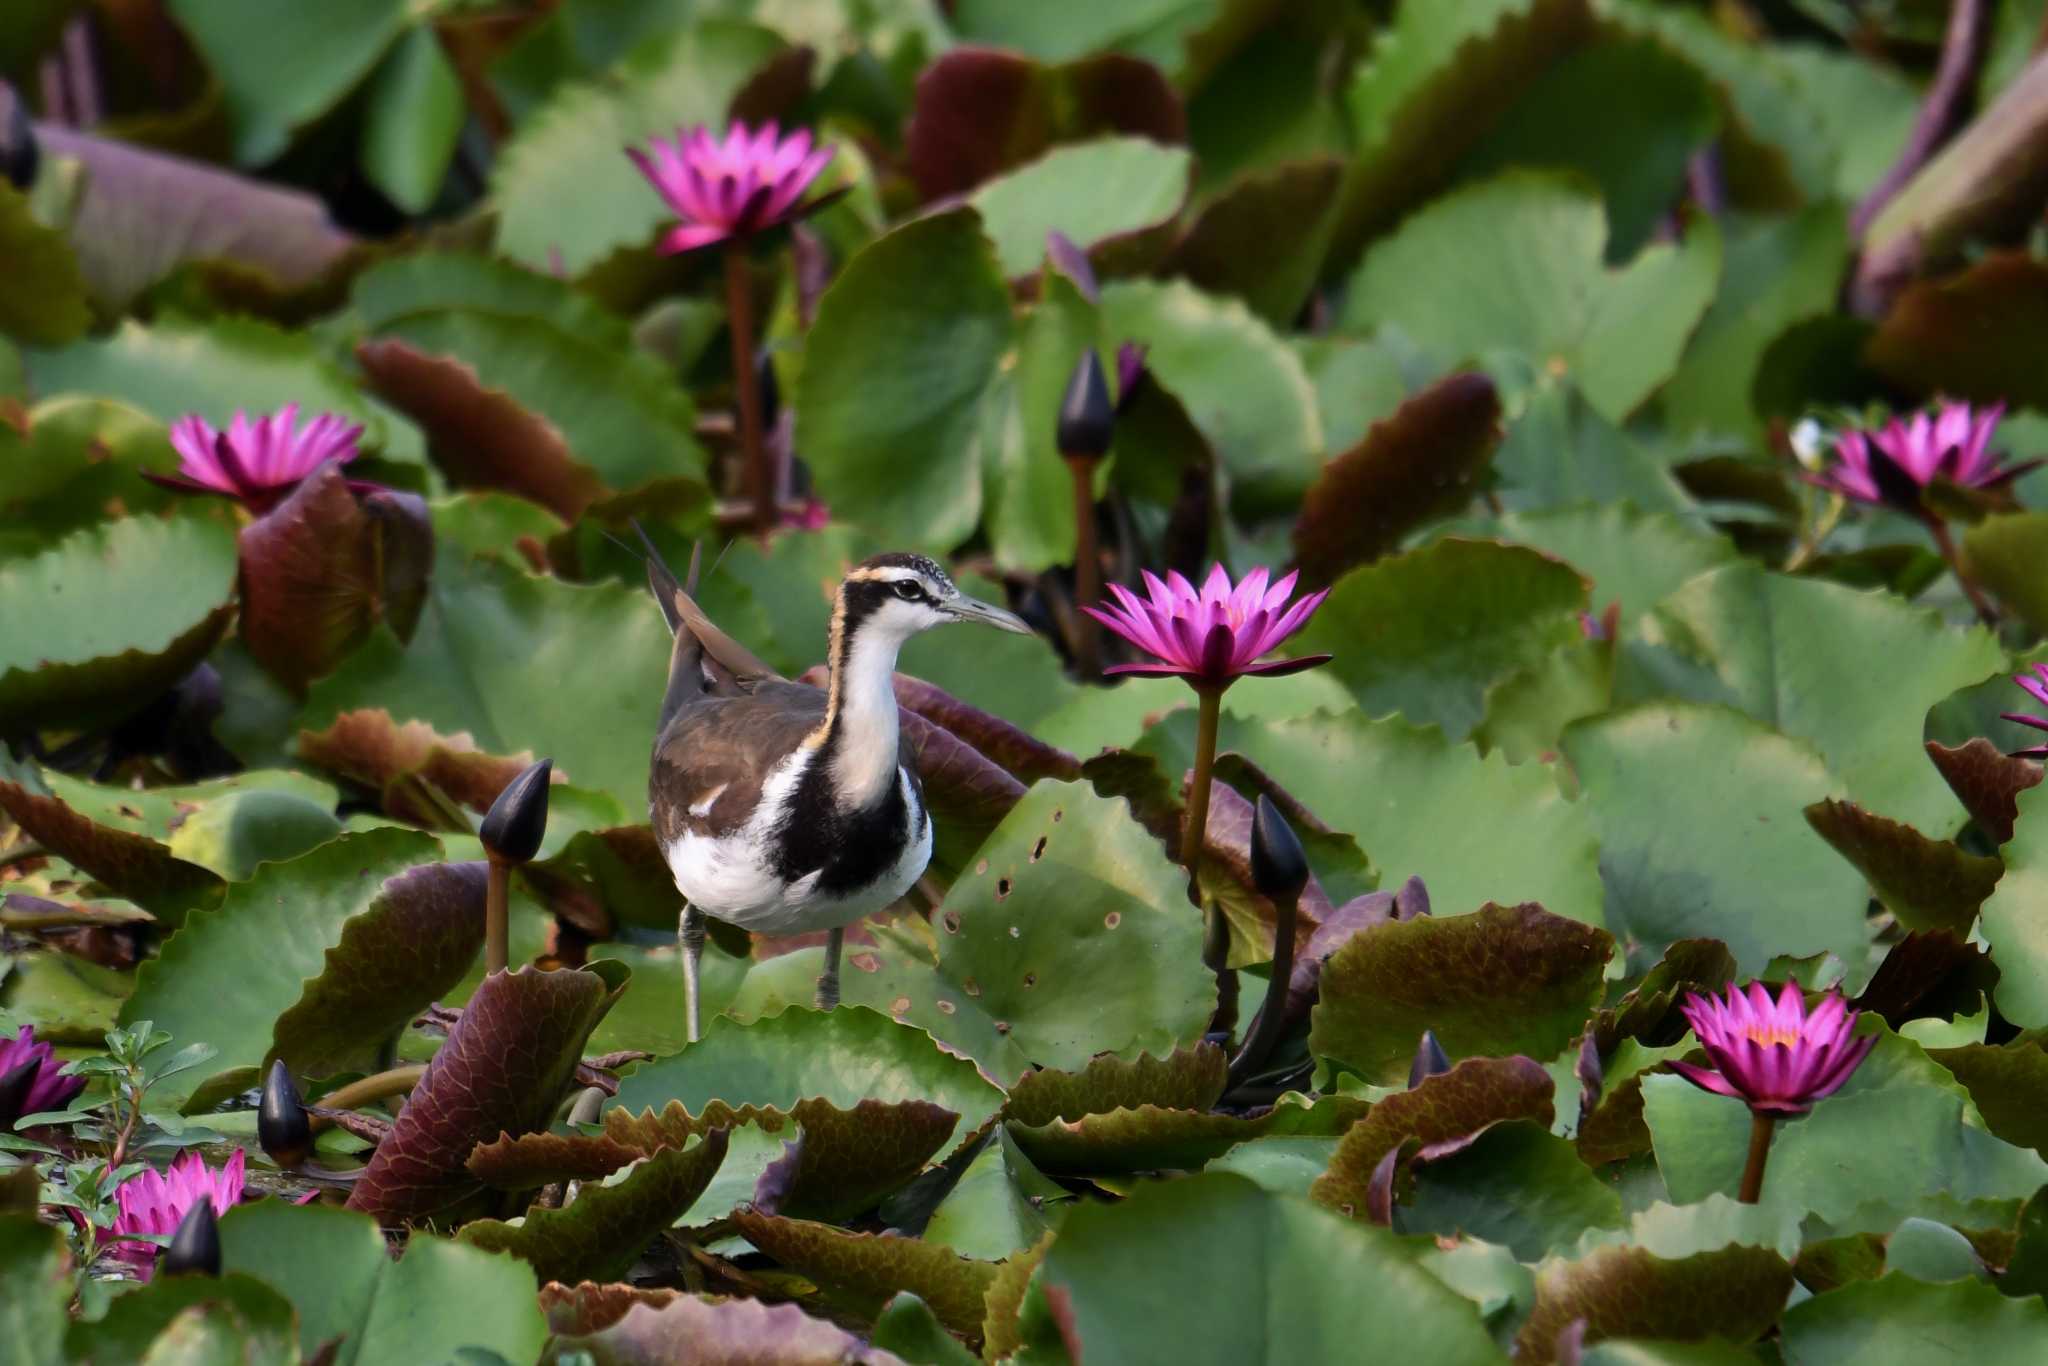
[630,522,783,736]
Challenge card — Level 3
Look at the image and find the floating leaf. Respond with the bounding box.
[1342,172,1719,421]
[1925,739,2040,845]
[1926,1042,2048,1160]
[1865,252,2048,411]
[219,1199,548,1365]
[1294,538,1586,739]
[347,960,629,1226]
[1979,783,2048,1029]
[0,515,236,734]
[1404,1121,1626,1260]
[1515,1237,1791,1364]
[1292,373,1503,586]
[1962,512,2048,636]
[1563,702,1865,974]
[546,1292,908,1366]
[1311,903,1611,1086]
[1311,1057,1556,1215]
[1166,157,1343,326]
[296,707,535,823]
[458,1131,730,1284]
[969,137,1191,278]
[904,48,1185,201]
[730,1208,999,1340]
[64,1272,298,1365]
[1804,799,2001,936]
[1778,1271,2048,1362]
[1004,1045,1227,1126]
[119,828,457,1103]
[0,180,89,345]
[1035,1172,1504,1363]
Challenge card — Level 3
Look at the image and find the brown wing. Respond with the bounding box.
[650,681,827,842]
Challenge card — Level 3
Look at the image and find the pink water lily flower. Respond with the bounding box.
[1084,565,1330,691]
[1670,982,1875,1117]
[1811,400,2037,509]
[628,121,837,254]
[2001,662,2048,757]
[109,1148,246,1277]
[0,1025,85,1127]
[146,404,364,514]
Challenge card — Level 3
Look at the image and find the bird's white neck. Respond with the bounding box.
[819,610,908,810]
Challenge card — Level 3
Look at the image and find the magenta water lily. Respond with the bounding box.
[1811,400,2034,508]
[1671,981,1875,1204]
[0,1025,85,1127]
[110,1148,247,1277]
[2001,663,2048,757]
[1086,565,1330,691]
[147,404,364,514]
[628,120,836,254]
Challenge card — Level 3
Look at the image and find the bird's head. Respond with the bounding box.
[839,553,1032,646]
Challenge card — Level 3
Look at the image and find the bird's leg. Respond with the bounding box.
[680,903,706,1044]
[816,927,843,1011]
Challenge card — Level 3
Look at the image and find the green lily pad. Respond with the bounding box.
[118,828,460,1103]
[1641,1029,2048,1228]
[1311,902,1612,1086]
[1963,512,2048,637]
[219,1200,548,1365]
[1165,157,1343,327]
[64,1272,298,1366]
[0,1216,68,1366]
[1515,1233,1791,1364]
[968,137,1191,278]
[1033,1172,1505,1364]
[1928,1042,2048,1160]
[1489,381,1696,517]
[1003,1044,1227,1126]
[1977,780,2048,1029]
[1342,172,1719,422]
[0,180,89,346]
[1482,503,1738,628]
[1778,1271,2048,1363]
[1294,538,1588,741]
[731,1208,1000,1340]
[0,396,181,537]
[1405,1121,1626,1260]
[1626,564,2005,836]
[0,515,236,734]
[1561,702,1865,975]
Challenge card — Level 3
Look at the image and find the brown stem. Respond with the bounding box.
[1738,1111,1776,1204]
[1928,516,1999,625]
[1067,456,1101,677]
[1180,688,1239,1030]
[308,1065,427,1133]
[724,243,772,535]
[485,855,510,976]
[1851,0,1992,240]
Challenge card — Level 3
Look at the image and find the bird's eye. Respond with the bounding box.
[893,580,923,602]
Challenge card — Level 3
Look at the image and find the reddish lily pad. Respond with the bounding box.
[751,1098,961,1223]
[546,1292,908,1366]
[347,960,629,1227]
[889,674,1082,785]
[237,464,432,694]
[1591,940,1738,1052]
[1007,1106,1272,1175]
[296,708,537,822]
[0,752,223,925]
[1311,1056,1556,1217]
[1292,373,1504,587]
[537,1282,682,1337]
[1164,157,1343,327]
[729,1207,1000,1340]
[356,338,604,521]
[1926,738,2041,844]
[1310,902,1612,1086]
[1865,251,2048,410]
[1804,798,2003,936]
[469,1130,649,1189]
[904,48,1185,201]
[458,1130,730,1284]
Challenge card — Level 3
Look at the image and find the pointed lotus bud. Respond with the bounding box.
[480,759,552,864]
[1409,1030,1451,1089]
[1249,796,1308,901]
[0,1057,38,1130]
[0,84,35,191]
[1057,350,1114,460]
[258,1060,311,1169]
[161,1199,221,1278]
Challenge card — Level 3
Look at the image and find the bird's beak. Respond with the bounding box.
[943,594,1033,635]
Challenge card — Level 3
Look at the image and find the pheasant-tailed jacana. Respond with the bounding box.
[642,539,1031,1040]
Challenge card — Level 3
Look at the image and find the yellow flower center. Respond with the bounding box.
[1740,1024,1800,1049]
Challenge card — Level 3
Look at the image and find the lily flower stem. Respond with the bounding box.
[724,242,773,535]
[1928,517,1999,625]
[1180,687,1239,1026]
[1066,455,1101,677]
[1739,1111,1776,1204]
[308,1065,427,1132]
[485,854,510,976]
[1227,879,1298,1089]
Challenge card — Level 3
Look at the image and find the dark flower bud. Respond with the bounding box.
[258,1060,311,1169]
[0,84,35,192]
[1057,349,1114,460]
[480,758,552,864]
[1408,1029,1451,1089]
[0,1057,38,1131]
[162,1199,221,1278]
[1249,795,1308,901]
